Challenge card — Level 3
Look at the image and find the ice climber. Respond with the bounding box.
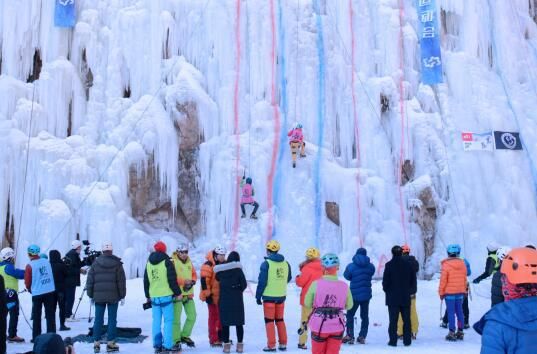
[200,245,227,347]
[171,243,197,348]
[25,244,57,340]
[144,241,182,353]
[342,247,375,345]
[0,247,26,343]
[439,244,468,341]
[382,245,416,347]
[305,253,353,354]
[397,244,419,339]
[240,176,259,220]
[474,247,537,353]
[256,240,292,352]
[473,242,501,284]
[215,251,248,353]
[490,247,510,307]
[295,247,323,350]
[287,123,306,168]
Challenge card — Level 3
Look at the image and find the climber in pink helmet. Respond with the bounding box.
[240,176,259,220]
[287,123,306,168]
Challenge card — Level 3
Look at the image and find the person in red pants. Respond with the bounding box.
[305,253,353,354]
[256,240,292,352]
[200,245,227,347]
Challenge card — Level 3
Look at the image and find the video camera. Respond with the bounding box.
[82,240,102,266]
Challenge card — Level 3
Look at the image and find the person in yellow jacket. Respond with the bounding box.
[172,243,197,348]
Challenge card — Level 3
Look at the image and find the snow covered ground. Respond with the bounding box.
[8,276,493,354]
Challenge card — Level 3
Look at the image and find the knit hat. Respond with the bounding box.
[154,241,167,254]
[102,241,113,252]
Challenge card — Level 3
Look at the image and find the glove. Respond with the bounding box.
[473,279,480,284]
[120,299,125,306]
[206,296,213,305]
[256,298,262,305]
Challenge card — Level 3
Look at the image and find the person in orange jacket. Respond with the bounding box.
[200,245,227,347]
[439,244,469,341]
[295,247,323,350]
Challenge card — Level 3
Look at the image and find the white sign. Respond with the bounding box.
[461,131,494,151]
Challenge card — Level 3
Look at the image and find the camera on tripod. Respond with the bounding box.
[82,240,102,266]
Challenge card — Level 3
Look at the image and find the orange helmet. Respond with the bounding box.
[501,247,537,285]
[401,244,410,254]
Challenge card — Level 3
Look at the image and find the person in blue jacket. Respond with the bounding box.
[342,248,375,345]
[474,247,537,354]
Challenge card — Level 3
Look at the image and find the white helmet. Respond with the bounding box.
[0,247,15,261]
[487,242,500,253]
[214,245,227,255]
[101,241,113,252]
[71,240,82,250]
[496,246,511,261]
[176,243,189,253]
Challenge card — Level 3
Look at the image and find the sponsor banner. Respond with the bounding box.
[461,131,494,151]
[417,0,443,85]
[55,0,76,28]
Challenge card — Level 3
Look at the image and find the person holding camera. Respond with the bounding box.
[171,244,197,348]
[64,239,87,321]
[144,241,182,353]
[86,241,126,353]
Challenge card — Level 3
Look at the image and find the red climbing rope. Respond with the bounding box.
[266,0,281,242]
[397,0,408,245]
[231,0,242,251]
[348,0,363,248]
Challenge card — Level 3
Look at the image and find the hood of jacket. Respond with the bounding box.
[148,251,169,265]
[485,296,537,331]
[49,250,62,263]
[352,253,371,267]
[93,254,122,269]
[265,252,285,263]
[214,261,242,274]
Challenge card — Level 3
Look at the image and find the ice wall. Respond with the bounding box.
[1,0,537,278]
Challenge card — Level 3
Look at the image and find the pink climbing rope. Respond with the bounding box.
[397,0,408,245]
[266,0,281,242]
[231,0,242,251]
[349,0,363,248]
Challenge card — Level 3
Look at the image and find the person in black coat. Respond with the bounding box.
[49,250,69,331]
[214,251,247,353]
[0,275,6,354]
[382,245,417,347]
[64,239,87,319]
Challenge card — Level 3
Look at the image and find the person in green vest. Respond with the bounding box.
[255,240,292,352]
[171,243,197,348]
[0,247,25,343]
[473,242,500,284]
[143,241,182,353]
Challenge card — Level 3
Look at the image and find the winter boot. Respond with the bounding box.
[106,341,120,352]
[297,343,307,350]
[262,347,277,352]
[236,343,244,353]
[412,333,417,340]
[292,162,296,168]
[250,214,258,219]
[94,341,101,353]
[342,336,354,344]
[7,336,25,343]
[211,341,223,348]
[357,336,366,344]
[463,323,470,330]
[153,347,162,354]
[440,321,448,328]
[445,331,458,341]
[223,342,232,353]
[456,330,464,340]
[241,213,246,218]
[278,344,287,351]
[181,336,195,347]
[59,324,71,331]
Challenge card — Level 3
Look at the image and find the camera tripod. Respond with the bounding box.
[73,287,94,323]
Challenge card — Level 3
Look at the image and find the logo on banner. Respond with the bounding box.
[59,0,74,5]
[423,56,441,68]
[501,133,517,149]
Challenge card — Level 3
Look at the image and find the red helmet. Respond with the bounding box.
[401,244,411,254]
[501,247,537,285]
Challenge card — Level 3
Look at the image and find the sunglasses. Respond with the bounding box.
[178,251,188,254]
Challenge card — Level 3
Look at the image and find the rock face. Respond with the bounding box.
[129,101,203,241]
[325,201,340,226]
[412,185,437,279]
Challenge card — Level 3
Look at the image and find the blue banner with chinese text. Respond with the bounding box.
[417,0,443,85]
[55,0,76,28]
